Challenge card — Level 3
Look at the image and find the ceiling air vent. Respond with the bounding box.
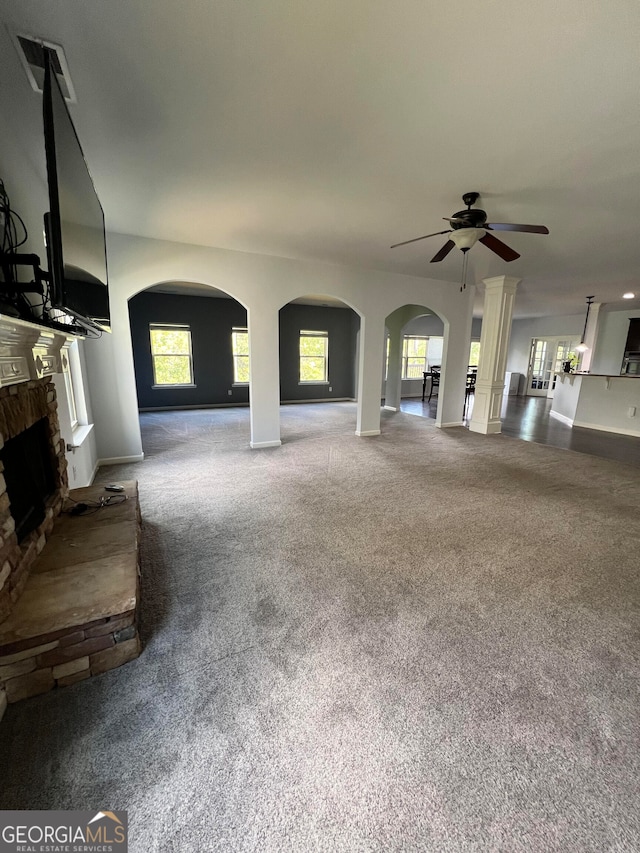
[13,34,77,103]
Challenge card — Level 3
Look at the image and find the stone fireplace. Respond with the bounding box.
[0,320,69,624]
[0,315,141,718]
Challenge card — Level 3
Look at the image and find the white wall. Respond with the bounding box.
[403,314,444,337]
[553,374,640,435]
[404,315,482,340]
[506,314,584,378]
[0,116,48,263]
[84,231,474,458]
[591,308,640,374]
[0,107,51,323]
[574,375,640,434]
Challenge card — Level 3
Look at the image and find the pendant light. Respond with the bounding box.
[575,295,595,353]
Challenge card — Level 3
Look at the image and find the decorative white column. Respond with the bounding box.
[383,323,403,412]
[356,312,386,436]
[435,289,475,429]
[469,275,520,435]
[248,306,282,448]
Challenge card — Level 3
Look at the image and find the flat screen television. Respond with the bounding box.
[43,53,111,332]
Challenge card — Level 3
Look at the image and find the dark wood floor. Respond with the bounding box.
[400,394,640,467]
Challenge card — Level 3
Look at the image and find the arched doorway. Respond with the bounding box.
[128,280,251,446]
[277,294,361,440]
[383,304,444,420]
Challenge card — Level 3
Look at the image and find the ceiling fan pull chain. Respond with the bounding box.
[460,251,469,291]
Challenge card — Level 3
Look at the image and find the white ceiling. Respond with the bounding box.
[1,0,639,318]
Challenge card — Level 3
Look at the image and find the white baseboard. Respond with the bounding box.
[141,399,356,412]
[355,429,381,437]
[383,405,399,412]
[468,420,503,435]
[98,454,145,466]
[139,402,249,411]
[280,398,354,404]
[250,440,282,449]
[549,411,574,426]
[437,421,464,429]
[573,420,640,437]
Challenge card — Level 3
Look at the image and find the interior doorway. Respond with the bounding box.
[527,337,579,398]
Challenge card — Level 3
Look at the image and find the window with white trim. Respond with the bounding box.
[231,327,249,384]
[63,360,78,430]
[469,341,481,367]
[58,339,93,453]
[402,335,428,379]
[150,324,195,387]
[299,330,328,383]
[426,336,444,369]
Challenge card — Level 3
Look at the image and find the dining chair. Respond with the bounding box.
[464,372,476,411]
[428,367,441,402]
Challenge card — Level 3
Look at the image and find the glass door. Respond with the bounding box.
[549,340,578,395]
[527,339,553,396]
[527,337,580,398]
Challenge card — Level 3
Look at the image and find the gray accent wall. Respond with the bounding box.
[129,292,359,409]
[278,303,359,401]
[129,291,250,409]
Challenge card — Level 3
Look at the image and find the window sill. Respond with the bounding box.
[67,423,94,451]
[152,384,197,390]
[298,381,330,386]
[232,382,249,387]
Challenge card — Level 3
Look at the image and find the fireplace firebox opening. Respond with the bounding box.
[1,417,56,543]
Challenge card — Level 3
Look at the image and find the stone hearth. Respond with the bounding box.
[0,481,141,710]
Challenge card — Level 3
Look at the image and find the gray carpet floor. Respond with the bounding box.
[1,403,639,852]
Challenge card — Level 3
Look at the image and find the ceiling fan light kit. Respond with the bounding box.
[449,229,481,252]
[391,192,550,268]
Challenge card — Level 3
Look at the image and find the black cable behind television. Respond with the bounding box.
[43,52,111,333]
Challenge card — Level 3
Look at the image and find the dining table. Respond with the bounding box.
[421,368,477,402]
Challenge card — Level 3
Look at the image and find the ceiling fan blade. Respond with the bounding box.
[430,240,455,263]
[485,222,549,234]
[390,229,452,249]
[479,232,520,262]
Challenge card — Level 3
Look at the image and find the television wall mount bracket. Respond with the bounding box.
[0,251,49,296]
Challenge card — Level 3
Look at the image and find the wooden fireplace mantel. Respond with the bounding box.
[0,314,75,387]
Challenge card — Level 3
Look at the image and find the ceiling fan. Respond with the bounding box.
[390,192,549,263]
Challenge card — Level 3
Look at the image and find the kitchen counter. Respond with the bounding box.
[551,373,640,436]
